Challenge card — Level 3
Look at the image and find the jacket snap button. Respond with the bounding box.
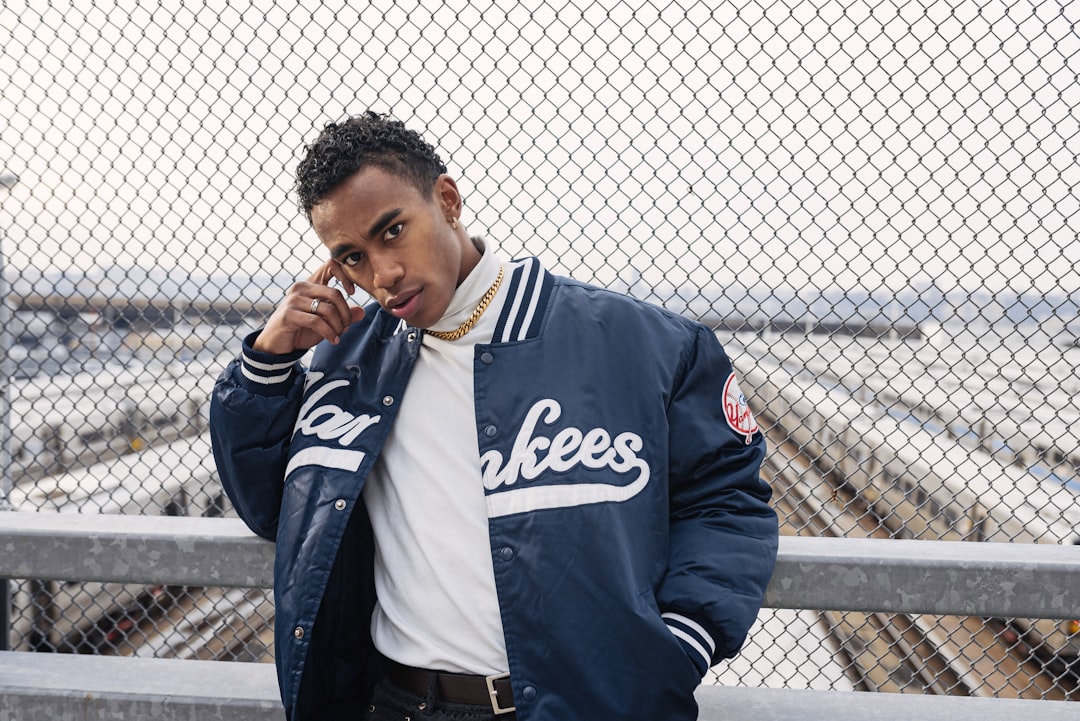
[382,396,394,406]
[481,351,494,364]
[407,332,417,342]
[334,499,346,511]
[294,626,304,639]
[484,425,497,437]
[522,686,537,701]
[499,546,514,561]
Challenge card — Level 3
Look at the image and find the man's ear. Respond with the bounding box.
[434,174,463,218]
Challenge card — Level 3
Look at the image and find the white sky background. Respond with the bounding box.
[0,0,1077,305]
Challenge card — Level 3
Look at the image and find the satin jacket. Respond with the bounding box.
[210,257,779,721]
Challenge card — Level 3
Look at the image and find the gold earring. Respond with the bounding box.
[450,218,458,229]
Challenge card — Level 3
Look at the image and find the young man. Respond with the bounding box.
[210,111,778,721]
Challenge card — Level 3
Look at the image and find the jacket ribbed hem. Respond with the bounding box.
[237,330,305,395]
[662,611,715,678]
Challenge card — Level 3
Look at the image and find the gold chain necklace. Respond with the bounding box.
[425,265,504,341]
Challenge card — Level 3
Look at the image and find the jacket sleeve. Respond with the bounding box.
[655,324,779,677]
[209,331,308,541]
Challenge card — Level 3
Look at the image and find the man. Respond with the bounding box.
[210,111,778,721]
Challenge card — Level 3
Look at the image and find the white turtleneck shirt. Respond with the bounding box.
[362,246,510,675]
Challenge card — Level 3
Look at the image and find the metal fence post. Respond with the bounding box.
[0,172,19,651]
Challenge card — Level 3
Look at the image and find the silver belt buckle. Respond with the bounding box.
[485,672,515,715]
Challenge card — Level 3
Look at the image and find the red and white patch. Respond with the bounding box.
[722,372,758,444]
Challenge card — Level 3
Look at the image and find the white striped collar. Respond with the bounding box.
[491,257,554,343]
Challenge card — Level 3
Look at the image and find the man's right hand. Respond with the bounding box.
[252,259,366,354]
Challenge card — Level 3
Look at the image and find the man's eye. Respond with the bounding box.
[343,252,365,267]
[384,223,403,241]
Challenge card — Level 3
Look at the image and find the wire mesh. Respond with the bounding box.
[1,0,1077,698]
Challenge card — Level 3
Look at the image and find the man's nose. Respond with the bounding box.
[371,256,403,290]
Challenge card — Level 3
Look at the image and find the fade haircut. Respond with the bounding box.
[294,111,448,221]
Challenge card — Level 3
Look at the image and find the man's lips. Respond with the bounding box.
[386,289,422,319]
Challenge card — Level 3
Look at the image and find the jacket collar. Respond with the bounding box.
[381,256,554,343]
[491,256,554,343]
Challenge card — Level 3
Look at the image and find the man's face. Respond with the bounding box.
[311,166,475,329]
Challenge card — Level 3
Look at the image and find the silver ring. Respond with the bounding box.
[309,298,320,314]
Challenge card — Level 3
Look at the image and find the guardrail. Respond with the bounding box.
[1,512,1078,720]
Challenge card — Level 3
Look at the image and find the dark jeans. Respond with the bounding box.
[366,675,517,721]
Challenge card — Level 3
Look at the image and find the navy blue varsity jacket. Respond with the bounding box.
[209,256,778,721]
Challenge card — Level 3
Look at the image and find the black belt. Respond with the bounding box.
[387,662,516,715]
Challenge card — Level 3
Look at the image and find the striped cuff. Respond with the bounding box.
[662,612,715,678]
[238,331,304,393]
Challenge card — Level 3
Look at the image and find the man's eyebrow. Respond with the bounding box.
[368,208,403,238]
[328,243,354,261]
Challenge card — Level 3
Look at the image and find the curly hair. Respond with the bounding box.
[294,111,448,220]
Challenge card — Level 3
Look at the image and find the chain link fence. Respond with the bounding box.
[2,0,1078,700]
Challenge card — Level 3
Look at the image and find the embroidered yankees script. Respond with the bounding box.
[481,398,652,518]
[285,373,381,480]
[286,378,651,517]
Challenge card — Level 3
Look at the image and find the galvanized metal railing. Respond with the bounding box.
[1,512,1079,720]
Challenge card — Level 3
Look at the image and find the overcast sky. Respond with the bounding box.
[1,0,1077,305]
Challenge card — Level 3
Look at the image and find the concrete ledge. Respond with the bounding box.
[694,685,1079,721]
[0,651,279,721]
[1,651,1075,721]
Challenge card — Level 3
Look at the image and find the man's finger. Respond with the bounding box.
[327,261,356,296]
[291,305,343,345]
[303,290,352,335]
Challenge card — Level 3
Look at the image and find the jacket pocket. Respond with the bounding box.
[638,588,708,689]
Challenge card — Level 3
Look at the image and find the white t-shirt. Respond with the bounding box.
[362,247,510,675]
